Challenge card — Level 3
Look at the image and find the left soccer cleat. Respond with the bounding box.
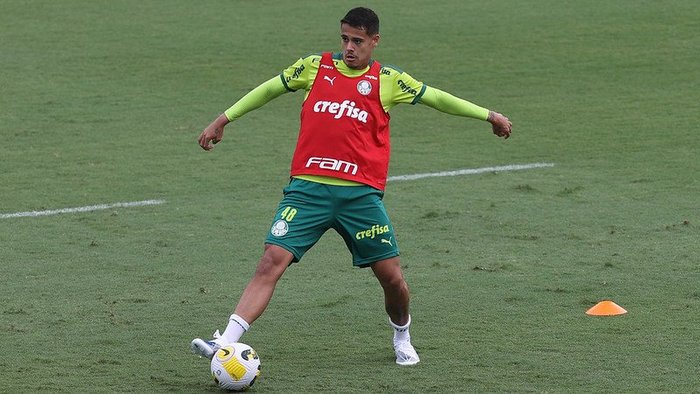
[394,340,420,366]
[190,329,225,359]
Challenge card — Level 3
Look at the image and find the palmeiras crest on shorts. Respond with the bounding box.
[271,219,289,237]
[357,80,372,96]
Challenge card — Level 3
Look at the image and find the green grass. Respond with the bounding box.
[1,0,698,392]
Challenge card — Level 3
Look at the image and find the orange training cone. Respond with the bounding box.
[585,300,627,316]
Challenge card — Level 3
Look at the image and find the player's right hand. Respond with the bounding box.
[198,114,229,151]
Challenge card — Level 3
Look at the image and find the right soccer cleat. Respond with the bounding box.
[190,329,225,359]
[394,340,420,366]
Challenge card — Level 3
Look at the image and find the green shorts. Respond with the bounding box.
[265,178,400,267]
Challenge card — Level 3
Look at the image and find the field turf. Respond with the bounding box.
[1,0,698,392]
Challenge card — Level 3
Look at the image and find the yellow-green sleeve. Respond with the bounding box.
[223,54,322,121]
[419,86,490,120]
[378,65,426,111]
[280,54,321,93]
[223,76,288,121]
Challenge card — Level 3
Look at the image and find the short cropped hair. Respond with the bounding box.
[340,7,380,35]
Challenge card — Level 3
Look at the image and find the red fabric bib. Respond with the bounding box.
[290,52,391,190]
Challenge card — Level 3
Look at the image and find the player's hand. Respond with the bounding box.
[487,111,512,139]
[198,126,224,151]
[198,114,229,151]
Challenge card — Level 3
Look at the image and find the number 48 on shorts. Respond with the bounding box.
[270,206,296,237]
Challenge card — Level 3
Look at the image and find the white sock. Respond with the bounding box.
[220,314,250,344]
[389,315,411,343]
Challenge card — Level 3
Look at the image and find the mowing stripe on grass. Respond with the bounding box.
[0,199,166,219]
[388,162,555,182]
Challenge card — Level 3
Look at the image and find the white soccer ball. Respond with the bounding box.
[210,343,261,391]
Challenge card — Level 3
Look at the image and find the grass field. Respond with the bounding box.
[1,0,698,392]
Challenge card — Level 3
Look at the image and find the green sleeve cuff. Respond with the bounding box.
[411,84,427,105]
[280,73,295,92]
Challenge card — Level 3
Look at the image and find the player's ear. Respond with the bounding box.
[371,34,380,47]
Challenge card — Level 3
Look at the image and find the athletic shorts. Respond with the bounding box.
[264,178,400,267]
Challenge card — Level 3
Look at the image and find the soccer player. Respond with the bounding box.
[192,7,512,366]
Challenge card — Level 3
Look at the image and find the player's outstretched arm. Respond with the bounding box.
[419,86,512,139]
[197,76,288,151]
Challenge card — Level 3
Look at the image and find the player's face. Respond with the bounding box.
[340,23,379,69]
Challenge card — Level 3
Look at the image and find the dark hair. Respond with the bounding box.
[340,7,380,35]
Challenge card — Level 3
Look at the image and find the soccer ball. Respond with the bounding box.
[210,343,261,391]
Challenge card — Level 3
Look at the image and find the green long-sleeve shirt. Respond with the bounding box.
[224,52,490,123]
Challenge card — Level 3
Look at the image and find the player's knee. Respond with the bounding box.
[254,245,293,280]
[372,258,407,290]
[379,271,408,293]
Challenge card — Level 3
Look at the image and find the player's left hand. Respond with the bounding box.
[198,126,224,151]
[487,111,512,139]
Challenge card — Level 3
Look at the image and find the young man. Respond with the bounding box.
[192,7,512,366]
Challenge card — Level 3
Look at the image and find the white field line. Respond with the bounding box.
[1,163,552,219]
[0,199,165,219]
[388,162,555,182]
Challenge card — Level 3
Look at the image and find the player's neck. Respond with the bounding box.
[337,59,371,76]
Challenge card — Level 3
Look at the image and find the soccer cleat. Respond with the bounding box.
[393,340,420,366]
[190,329,225,359]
